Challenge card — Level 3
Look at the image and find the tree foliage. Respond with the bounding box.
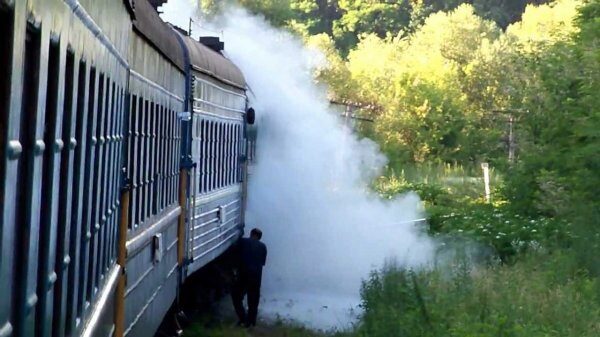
[203,0,598,270]
[200,0,553,52]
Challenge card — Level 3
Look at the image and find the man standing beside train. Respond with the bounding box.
[232,228,267,327]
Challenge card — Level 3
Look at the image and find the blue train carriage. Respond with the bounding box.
[0,0,252,337]
[0,0,131,336]
[122,1,186,337]
[174,32,249,276]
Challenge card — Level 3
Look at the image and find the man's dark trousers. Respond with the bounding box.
[232,269,262,326]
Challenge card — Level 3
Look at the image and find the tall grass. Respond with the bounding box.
[357,252,600,337]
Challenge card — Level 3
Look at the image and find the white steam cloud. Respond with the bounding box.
[162,1,435,330]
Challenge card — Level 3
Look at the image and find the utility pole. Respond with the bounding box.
[481,162,491,203]
[508,114,515,164]
[492,109,522,165]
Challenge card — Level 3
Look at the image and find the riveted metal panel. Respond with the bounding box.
[123,210,179,337]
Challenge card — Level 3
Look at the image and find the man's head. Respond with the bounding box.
[250,228,262,240]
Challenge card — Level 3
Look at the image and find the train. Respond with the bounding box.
[0,0,256,336]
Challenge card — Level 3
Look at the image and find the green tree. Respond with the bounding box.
[200,0,294,26]
[333,0,413,53]
[340,5,504,164]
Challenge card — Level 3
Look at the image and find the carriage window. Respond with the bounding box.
[236,125,241,182]
[158,104,165,210]
[229,124,234,186]
[36,39,61,336]
[128,95,136,228]
[227,123,232,186]
[148,101,155,215]
[79,64,97,312]
[66,56,86,337]
[218,123,223,189]
[220,122,225,189]
[213,121,218,191]
[199,119,204,193]
[200,120,208,193]
[58,49,75,245]
[16,23,42,286]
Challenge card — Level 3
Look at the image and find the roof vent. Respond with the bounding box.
[148,0,168,10]
[199,36,224,52]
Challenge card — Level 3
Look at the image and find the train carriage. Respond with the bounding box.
[122,2,186,337]
[176,33,247,276]
[0,1,252,336]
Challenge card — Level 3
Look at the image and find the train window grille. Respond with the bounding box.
[157,103,163,211]
[37,36,61,337]
[202,119,207,193]
[220,122,224,189]
[165,109,175,206]
[213,121,218,191]
[158,104,163,209]
[199,119,203,193]
[97,74,110,288]
[165,106,170,206]
[163,104,169,210]
[206,120,211,192]
[85,71,105,304]
[200,119,205,193]
[238,125,243,181]
[212,121,217,191]
[54,48,76,337]
[102,79,118,278]
[165,106,171,206]
[143,98,150,225]
[225,124,229,187]
[78,65,98,318]
[173,108,179,203]
[229,124,234,185]
[157,103,163,212]
[149,100,156,216]
[166,106,171,204]
[145,99,151,222]
[218,123,223,189]
[232,124,237,184]
[155,102,162,215]
[157,104,162,211]
[15,23,42,337]
[67,59,87,333]
[227,124,232,185]
[219,122,224,189]
[205,119,210,193]
[227,123,231,186]
[128,94,137,229]
[235,124,240,182]
[134,97,142,228]
[136,96,143,227]
[110,83,118,267]
[225,123,230,187]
